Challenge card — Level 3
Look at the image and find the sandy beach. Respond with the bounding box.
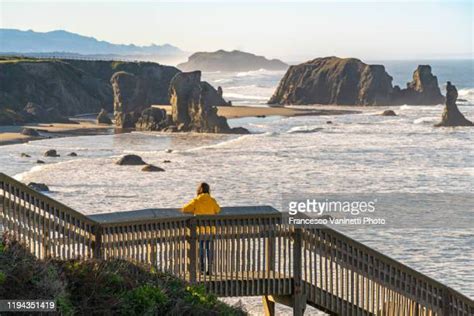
[154,104,359,119]
[0,121,113,146]
[0,105,360,146]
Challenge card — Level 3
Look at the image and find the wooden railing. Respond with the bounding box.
[0,172,472,315]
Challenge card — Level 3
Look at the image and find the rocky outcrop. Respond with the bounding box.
[177,50,288,72]
[28,182,49,192]
[135,107,170,131]
[21,128,39,136]
[22,102,72,123]
[116,154,146,165]
[268,57,394,106]
[0,58,179,125]
[167,71,248,133]
[111,65,181,128]
[44,149,60,157]
[380,110,397,116]
[200,82,232,107]
[435,82,473,127]
[269,57,445,106]
[392,66,444,105]
[97,108,112,124]
[142,164,165,172]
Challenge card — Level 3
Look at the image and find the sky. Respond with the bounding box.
[0,0,473,61]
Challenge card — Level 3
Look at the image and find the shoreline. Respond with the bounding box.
[154,104,360,119]
[0,105,361,146]
[0,121,114,146]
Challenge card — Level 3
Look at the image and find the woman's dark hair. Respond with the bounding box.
[197,182,210,195]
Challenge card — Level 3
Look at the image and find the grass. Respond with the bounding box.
[0,233,246,315]
[0,55,61,64]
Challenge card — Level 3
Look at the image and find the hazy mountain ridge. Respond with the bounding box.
[177,50,288,72]
[0,29,183,56]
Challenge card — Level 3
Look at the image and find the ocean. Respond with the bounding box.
[0,59,472,314]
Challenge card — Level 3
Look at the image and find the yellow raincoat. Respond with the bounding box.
[182,193,221,234]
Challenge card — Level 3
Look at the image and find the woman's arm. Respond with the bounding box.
[182,198,196,213]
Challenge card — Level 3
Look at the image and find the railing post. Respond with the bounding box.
[265,223,275,272]
[93,224,103,259]
[442,287,451,316]
[188,217,197,283]
[292,227,306,316]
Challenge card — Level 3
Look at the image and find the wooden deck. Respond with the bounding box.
[1,172,473,316]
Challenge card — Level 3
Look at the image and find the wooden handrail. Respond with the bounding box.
[0,172,472,315]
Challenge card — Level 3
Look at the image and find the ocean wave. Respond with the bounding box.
[287,126,324,134]
[223,92,268,101]
[400,104,444,110]
[235,69,286,77]
[13,158,89,181]
[185,134,253,152]
[213,78,233,84]
[458,88,474,104]
[413,117,438,124]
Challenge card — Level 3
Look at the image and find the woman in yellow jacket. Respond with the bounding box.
[182,183,220,274]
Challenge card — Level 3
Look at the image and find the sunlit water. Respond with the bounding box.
[0,63,473,314]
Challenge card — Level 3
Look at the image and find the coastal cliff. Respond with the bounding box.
[0,57,179,124]
[268,57,445,106]
[177,50,288,72]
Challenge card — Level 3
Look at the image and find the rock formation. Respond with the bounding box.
[116,154,147,165]
[392,66,444,105]
[97,108,112,124]
[268,57,394,106]
[0,58,179,125]
[269,57,446,106]
[177,50,288,72]
[22,102,72,123]
[142,164,165,172]
[135,107,170,131]
[167,71,248,133]
[44,149,60,157]
[28,182,49,192]
[435,82,473,127]
[380,110,397,116]
[21,128,39,136]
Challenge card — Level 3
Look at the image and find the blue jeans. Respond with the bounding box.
[199,240,213,273]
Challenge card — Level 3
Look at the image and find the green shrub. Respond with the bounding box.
[120,285,168,315]
[0,234,246,315]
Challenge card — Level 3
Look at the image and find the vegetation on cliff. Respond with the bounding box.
[0,234,245,315]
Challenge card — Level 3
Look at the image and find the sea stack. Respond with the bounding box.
[268,57,394,106]
[269,57,446,106]
[168,71,248,133]
[435,82,473,127]
[392,65,444,105]
[111,64,180,128]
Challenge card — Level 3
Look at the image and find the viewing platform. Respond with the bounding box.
[0,172,472,315]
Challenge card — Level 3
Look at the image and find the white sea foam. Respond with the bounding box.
[414,117,438,124]
[223,92,268,101]
[287,125,324,134]
[458,88,474,104]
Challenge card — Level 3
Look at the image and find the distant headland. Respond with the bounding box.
[177,50,288,72]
